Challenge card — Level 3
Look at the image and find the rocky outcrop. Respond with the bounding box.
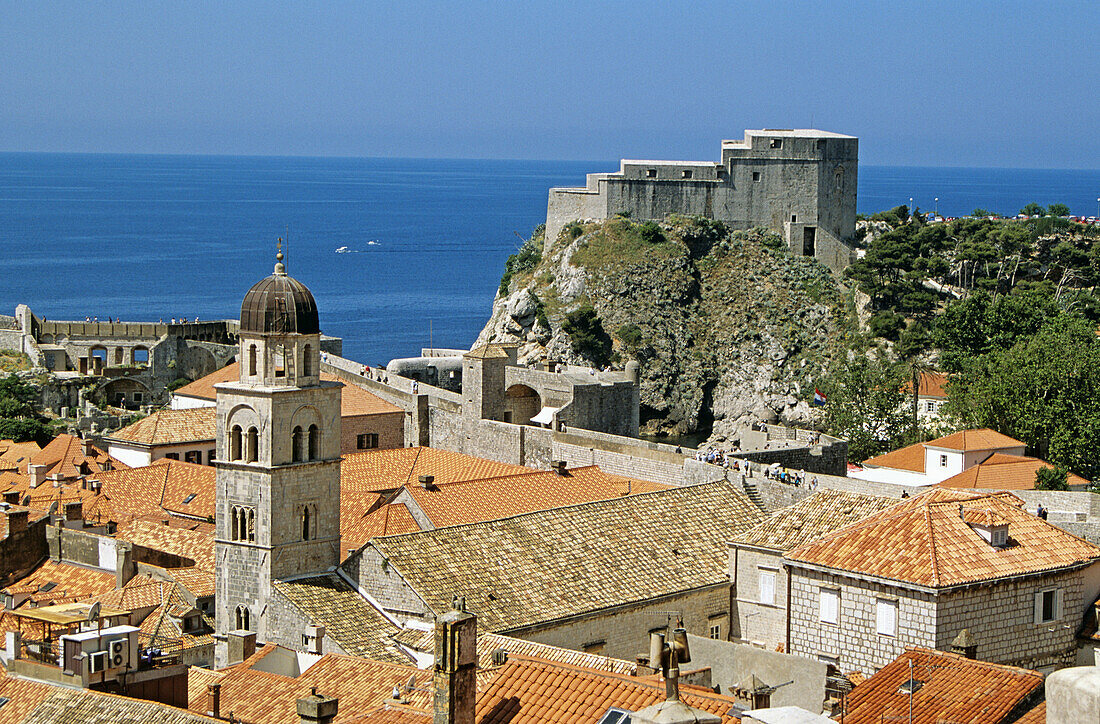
[475,217,846,443]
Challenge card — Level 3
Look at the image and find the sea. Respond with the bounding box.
[1,153,1098,366]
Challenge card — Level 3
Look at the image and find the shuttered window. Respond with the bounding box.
[759,569,776,605]
[820,588,839,625]
[1035,589,1061,624]
[876,599,898,636]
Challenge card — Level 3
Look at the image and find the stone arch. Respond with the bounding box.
[97,377,151,409]
[226,404,260,435]
[291,426,303,462]
[235,604,250,631]
[505,384,541,426]
[308,424,320,461]
[230,425,243,461]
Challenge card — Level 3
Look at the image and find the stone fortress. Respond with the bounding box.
[546,129,859,272]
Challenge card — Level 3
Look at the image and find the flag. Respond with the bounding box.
[812,389,827,406]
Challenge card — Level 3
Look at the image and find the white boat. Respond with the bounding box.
[366,240,379,246]
[335,246,349,253]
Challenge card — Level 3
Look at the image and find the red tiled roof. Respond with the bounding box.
[0,439,41,472]
[787,489,1100,588]
[0,673,54,724]
[29,434,128,480]
[926,428,1024,452]
[87,458,215,525]
[341,447,530,494]
[116,519,214,571]
[109,407,216,446]
[173,362,401,417]
[343,502,421,552]
[861,441,927,473]
[474,655,740,724]
[842,648,1042,724]
[1015,703,1046,724]
[939,453,1089,490]
[2,559,117,608]
[902,371,949,399]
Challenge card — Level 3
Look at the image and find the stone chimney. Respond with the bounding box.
[5,510,28,537]
[297,687,339,724]
[433,596,477,724]
[206,682,221,719]
[64,500,82,523]
[950,629,977,660]
[227,630,257,666]
[1046,666,1100,723]
[2,491,18,505]
[28,464,46,488]
[81,438,95,457]
[115,541,135,588]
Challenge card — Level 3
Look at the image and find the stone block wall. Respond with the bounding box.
[507,584,731,663]
[264,586,350,658]
[347,545,433,620]
[686,635,827,709]
[788,567,937,675]
[0,512,48,586]
[729,547,787,649]
[340,411,404,454]
[739,438,848,477]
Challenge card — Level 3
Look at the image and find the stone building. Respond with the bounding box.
[546,129,858,272]
[784,488,1100,675]
[213,254,342,666]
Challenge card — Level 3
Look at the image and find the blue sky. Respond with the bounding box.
[1,1,1096,167]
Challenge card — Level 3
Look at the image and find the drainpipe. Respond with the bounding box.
[785,564,793,654]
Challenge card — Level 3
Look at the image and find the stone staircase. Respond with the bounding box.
[741,479,768,512]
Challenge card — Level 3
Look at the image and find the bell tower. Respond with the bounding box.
[213,247,342,664]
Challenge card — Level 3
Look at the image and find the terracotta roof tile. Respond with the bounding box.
[861,441,927,473]
[939,453,1089,490]
[271,573,404,663]
[189,645,431,724]
[116,519,214,571]
[167,566,215,598]
[730,489,895,552]
[0,671,53,724]
[2,559,116,608]
[925,428,1025,452]
[174,362,400,416]
[29,433,127,480]
[1015,702,1046,724]
[474,655,740,724]
[842,648,1042,724]
[368,481,762,631]
[19,685,220,723]
[343,502,421,552]
[84,458,215,525]
[341,447,530,494]
[0,440,41,472]
[109,407,217,446]
[787,489,1100,588]
[902,371,949,399]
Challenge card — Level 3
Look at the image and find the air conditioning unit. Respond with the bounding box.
[88,650,108,674]
[109,638,128,669]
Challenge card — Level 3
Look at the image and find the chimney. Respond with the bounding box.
[28,464,46,488]
[115,542,135,588]
[5,510,28,536]
[297,687,339,724]
[419,474,436,490]
[304,625,325,654]
[950,629,977,660]
[227,630,257,665]
[50,474,62,489]
[632,627,721,724]
[206,682,221,719]
[81,438,95,457]
[550,460,568,475]
[433,596,477,724]
[64,500,82,523]
[2,491,18,505]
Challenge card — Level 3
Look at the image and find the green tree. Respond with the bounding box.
[562,306,614,368]
[0,374,49,443]
[972,208,993,218]
[813,355,910,462]
[1047,203,1070,217]
[1035,466,1069,491]
[1020,202,1045,217]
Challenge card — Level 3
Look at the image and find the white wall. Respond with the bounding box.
[170,394,215,410]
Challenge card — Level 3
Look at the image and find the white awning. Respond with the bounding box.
[530,406,559,425]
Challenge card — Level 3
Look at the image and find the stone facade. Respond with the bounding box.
[729,547,787,649]
[787,562,1100,675]
[546,130,858,273]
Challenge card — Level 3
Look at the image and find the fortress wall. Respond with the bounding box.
[546,184,607,250]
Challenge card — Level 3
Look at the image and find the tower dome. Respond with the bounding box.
[239,252,320,335]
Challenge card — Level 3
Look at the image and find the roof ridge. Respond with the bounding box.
[924,507,940,587]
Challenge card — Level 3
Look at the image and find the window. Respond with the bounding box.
[791,214,797,223]
[301,504,312,540]
[752,171,761,182]
[646,169,657,178]
[581,640,606,654]
[769,138,783,149]
[681,169,693,179]
[991,527,1008,547]
[302,344,312,376]
[1035,589,1061,624]
[835,169,844,191]
[235,605,250,631]
[709,624,721,640]
[939,454,948,467]
[308,424,320,460]
[357,433,379,450]
[230,425,242,461]
[876,599,898,636]
[182,493,197,505]
[207,449,216,465]
[248,345,257,376]
[231,506,256,542]
[246,427,258,462]
[759,569,776,606]
[132,348,149,365]
[292,426,303,462]
[164,452,179,460]
[274,345,286,377]
[820,588,839,625]
[597,709,632,724]
[184,450,202,464]
[926,401,936,413]
[133,392,143,403]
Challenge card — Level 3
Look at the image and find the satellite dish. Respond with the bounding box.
[87,601,101,622]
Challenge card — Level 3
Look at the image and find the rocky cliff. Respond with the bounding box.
[475,216,849,442]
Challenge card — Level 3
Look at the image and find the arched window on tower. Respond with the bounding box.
[246,427,258,462]
[291,426,303,462]
[235,605,250,631]
[247,508,255,542]
[230,505,240,540]
[302,344,312,376]
[248,344,257,376]
[301,504,311,540]
[308,424,320,461]
[230,425,242,461]
[274,345,286,378]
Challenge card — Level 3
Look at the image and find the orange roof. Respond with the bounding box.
[341,447,530,494]
[29,433,128,480]
[926,428,1024,452]
[902,371,949,399]
[187,645,432,723]
[0,439,41,471]
[109,407,216,446]
[166,566,215,599]
[939,453,1089,490]
[0,673,53,724]
[173,362,401,417]
[1015,703,1046,724]
[842,648,1042,724]
[474,655,740,724]
[116,519,214,571]
[403,465,669,529]
[787,489,1100,588]
[861,441,927,472]
[2,559,117,608]
[86,458,215,525]
[342,502,421,552]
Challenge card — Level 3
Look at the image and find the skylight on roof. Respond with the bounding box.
[39,581,58,593]
[0,696,10,709]
[182,493,197,504]
[597,708,632,724]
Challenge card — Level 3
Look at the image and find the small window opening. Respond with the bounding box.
[681,169,692,179]
[752,171,761,182]
[248,345,257,376]
[646,169,657,178]
[235,605,250,631]
[770,138,783,149]
[246,427,258,462]
[939,454,948,467]
[182,493,197,504]
[301,505,311,540]
[292,426,303,462]
[308,424,320,460]
[709,624,721,640]
[357,433,378,450]
[791,214,797,223]
[302,344,312,376]
[230,425,242,461]
[274,346,286,378]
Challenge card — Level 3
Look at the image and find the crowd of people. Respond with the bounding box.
[690,445,819,490]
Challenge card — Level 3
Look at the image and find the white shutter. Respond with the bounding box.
[1033,591,1043,624]
[1055,589,1063,621]
[759,570,776,605]
[876,599,897,636]
[820,589,839,624]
